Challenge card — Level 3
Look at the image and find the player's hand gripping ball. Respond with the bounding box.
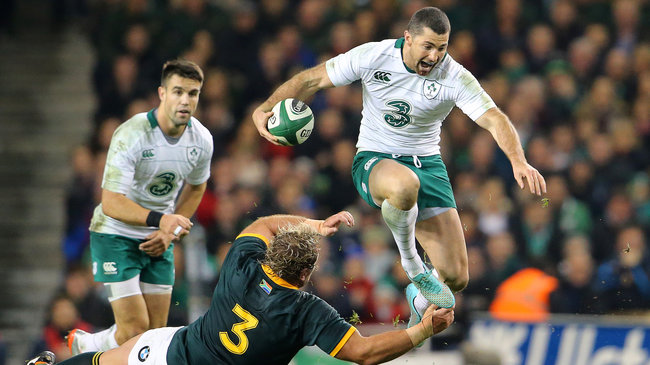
[267,98,314,146]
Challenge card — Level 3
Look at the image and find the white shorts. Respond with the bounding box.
[127,327,182,365]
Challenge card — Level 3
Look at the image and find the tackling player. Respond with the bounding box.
[27,211,454,365]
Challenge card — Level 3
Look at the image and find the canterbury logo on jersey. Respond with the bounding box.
[142,149,155,159]
[373,71,391,83]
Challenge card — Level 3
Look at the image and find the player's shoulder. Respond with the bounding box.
[345,39,395,60]
[434,54,476,84]
[119,111,152,131]
[187,117,214,145]
[363,39,400,58]
[112,111,153,143]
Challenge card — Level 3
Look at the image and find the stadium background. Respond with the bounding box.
[0,0,649,364]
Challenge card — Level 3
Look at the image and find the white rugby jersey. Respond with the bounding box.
[90,109,213,239]
[326,38,496,156]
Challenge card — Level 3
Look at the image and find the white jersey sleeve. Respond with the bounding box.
[102,121,144,194]
[453,68,496,121]
[325,42,377,87]
[185,122,213,186]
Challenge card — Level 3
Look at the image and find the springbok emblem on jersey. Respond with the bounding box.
[423,80,442,100]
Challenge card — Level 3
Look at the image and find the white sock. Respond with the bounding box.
[75,330,100,353]
[381,200,426,278]
[93,324,119,351]
[414,292,430,314]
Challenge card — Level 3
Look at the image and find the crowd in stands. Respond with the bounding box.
[34,0,650,355]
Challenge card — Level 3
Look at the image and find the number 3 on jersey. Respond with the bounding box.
[383,100,412,128]
[219,304,259,355]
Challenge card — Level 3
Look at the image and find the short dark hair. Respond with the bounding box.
[407,7,450,36]
[260,223,320,286]
[161,59,204,86]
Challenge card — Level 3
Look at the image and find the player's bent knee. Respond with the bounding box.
[446,272,469,293]
[384,178,420,208]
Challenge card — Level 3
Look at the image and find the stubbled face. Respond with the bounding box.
[158,74,201,127]
[403,27,449,76]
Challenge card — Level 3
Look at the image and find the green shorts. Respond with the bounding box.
[351,151,456,211]
[90,232,175,285]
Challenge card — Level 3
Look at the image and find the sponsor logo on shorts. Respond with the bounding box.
[138,346,150,362]
[103,262,117,275]
[364,157,379,171]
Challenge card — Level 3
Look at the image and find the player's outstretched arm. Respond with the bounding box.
[252,62,335,144]
[335,306,454,365]
[240,211,354,240]
[475,107,547,195]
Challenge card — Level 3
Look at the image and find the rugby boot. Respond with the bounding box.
[26,351,55,365]
[409,269,455,309]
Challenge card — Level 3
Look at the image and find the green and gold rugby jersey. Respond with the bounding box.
[90,109,213,239]
[166,234,356,364]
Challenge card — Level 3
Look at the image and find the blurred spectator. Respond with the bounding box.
[592,192,637,262]
[342,255,375,322]
[58,265,112,329]
[96,54,147,119]
[32,295,93,362]
[593,225,650,313]
[484,232,524,289]
[310,271,353,320]
[476,178,512,237]
[512,198,563,265]
[489,267,558,322]
[546,174,592,237]
[548,0,582,52]
[370,283,408,325]
[62,146,98,267]
[360,225,396,283]
[612,0,642,53]
[550,235,601,314]
[525,24,561,75]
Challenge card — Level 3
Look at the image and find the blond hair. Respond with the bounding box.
[261,223,320,285]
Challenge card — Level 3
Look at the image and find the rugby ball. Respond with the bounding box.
[267,98,314,146]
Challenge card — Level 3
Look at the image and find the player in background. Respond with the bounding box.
[27,211,454,365]
[252,7,546,328]
[67,59,214,354]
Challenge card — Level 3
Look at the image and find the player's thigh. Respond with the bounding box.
[139,246,174,327]
[351,152,419,208]
[110,293,149,328]
[415,209,468,288]
[101,327,182,365]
